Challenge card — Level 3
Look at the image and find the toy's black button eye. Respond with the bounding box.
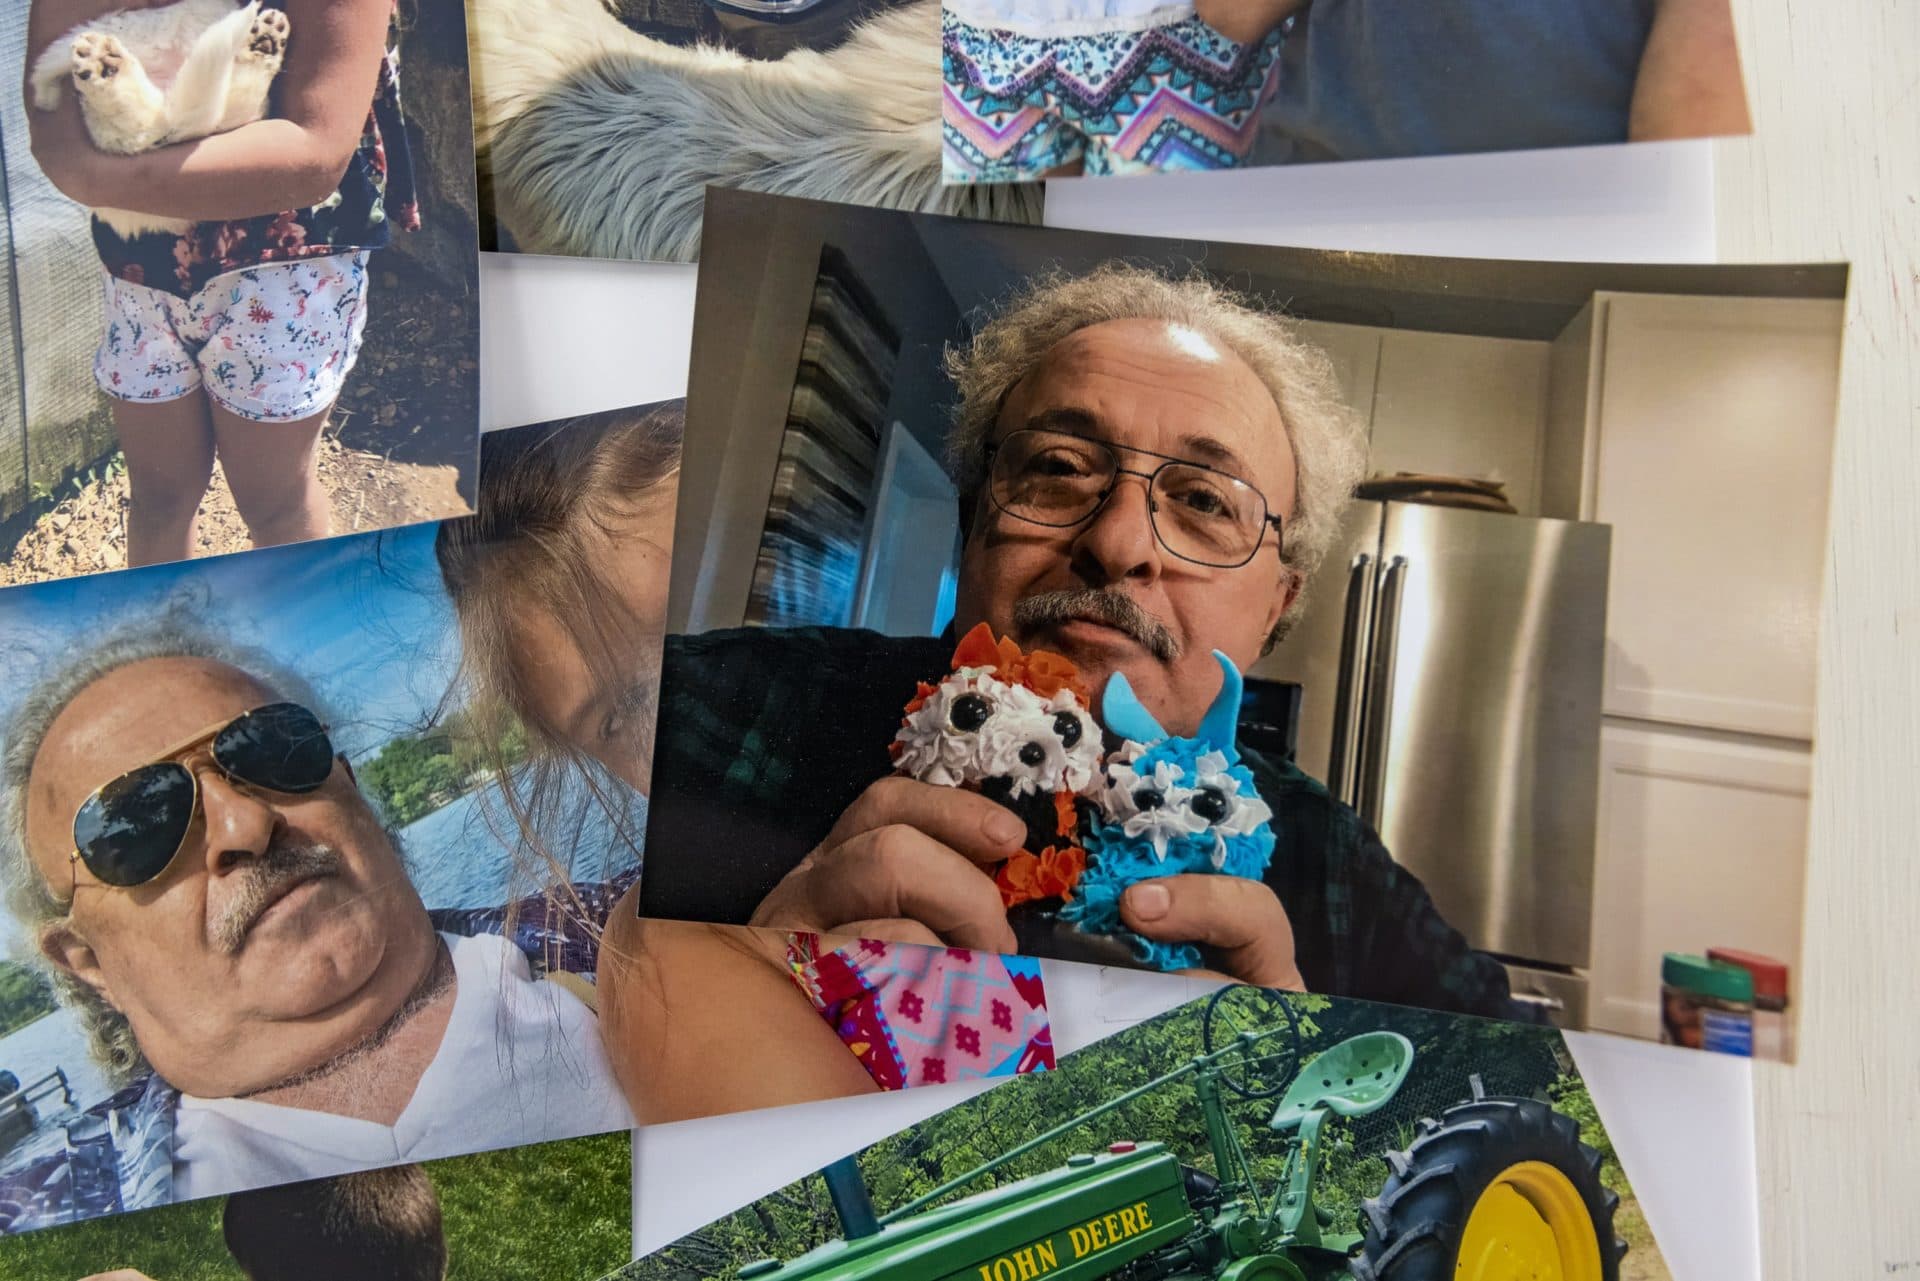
[949,694,991,732]
[1052,712,1082,749]
[1132,788,1165,811]
[1018,742,1046,767]
[1192,787,1231,823]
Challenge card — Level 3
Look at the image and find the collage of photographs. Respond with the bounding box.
[0,1,1901,1279]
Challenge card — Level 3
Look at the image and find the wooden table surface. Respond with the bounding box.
[1715,3,1920,1275]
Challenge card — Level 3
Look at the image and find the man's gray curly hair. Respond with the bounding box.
[944,262,1369,651]
[0,616,332,1087]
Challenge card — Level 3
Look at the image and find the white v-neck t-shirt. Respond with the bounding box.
[171,932,634,1200]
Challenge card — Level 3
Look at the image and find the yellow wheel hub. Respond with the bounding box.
[1454,1160,1603,1281]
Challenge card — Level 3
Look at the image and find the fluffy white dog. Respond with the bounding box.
[470,0,1040,263]
[30,0,290,237]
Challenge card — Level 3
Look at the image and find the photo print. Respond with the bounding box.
[0,1128,633,1281]
[641,188,1845,1060]
[0,399,1053,1234]
[466,0,1043,263]
[941,0,1753,185]
[3,0,481,586]
[613,985,1678,1281]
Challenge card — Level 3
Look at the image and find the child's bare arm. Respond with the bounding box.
[22,0,142,202]
[1629,0,1751,140]
[1196,0,1307,46]
[599,906,881,1126]
[28,0,394,221]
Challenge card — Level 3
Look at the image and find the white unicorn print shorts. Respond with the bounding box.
[93,251,371,423]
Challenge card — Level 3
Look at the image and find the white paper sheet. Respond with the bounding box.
[1043,139,1717,264]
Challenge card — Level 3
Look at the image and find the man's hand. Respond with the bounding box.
[1119,875,1306,990]
[748,775,1024,954]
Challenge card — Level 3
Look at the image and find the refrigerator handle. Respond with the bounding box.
[1326,551,1375,805]
[1356,555,1409,830]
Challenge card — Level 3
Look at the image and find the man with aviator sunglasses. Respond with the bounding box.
[0,626,632,1230]
[643,261,1529,1023]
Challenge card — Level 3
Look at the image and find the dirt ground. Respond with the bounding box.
[0,258,478,588]
[0,430,465,586]
[1617,1193,1675,1281]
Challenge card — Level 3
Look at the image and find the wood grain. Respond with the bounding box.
[1715,2,1920,1275]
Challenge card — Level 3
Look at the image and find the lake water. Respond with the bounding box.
[0,777,644,1175]
[399,781,644,907]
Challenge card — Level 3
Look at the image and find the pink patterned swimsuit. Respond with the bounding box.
[785,935,1055,1089]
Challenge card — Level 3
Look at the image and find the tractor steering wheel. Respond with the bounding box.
[1201,984,1304,1100]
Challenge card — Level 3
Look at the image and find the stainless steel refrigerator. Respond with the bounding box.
[1250,501,1611,1026]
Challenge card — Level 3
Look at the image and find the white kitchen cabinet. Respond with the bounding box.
[1368,330,1550,514]
[1293,318,1380,434]
[1588,720,1811,1044]
[1293,320,1552,514]
[1549,292,1844,740]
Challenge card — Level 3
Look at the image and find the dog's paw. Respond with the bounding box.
[70,32,128,91]
[245,8,291,65]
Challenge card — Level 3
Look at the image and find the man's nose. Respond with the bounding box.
[1070,473,1163,585]
[196,768,280,874]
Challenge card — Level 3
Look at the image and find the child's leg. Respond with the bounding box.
[91,273,215,567]
[113,395,216,567]
[210,403,332,548]
[193,252,369,548]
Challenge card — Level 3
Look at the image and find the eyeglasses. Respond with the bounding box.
[67,702,336,896]
[984,428,1285,569]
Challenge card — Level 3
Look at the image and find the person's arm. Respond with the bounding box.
[598,897,879,1126]
[25,0,393,219]
[1194,0,1307,46]
[1628,0,1752,141]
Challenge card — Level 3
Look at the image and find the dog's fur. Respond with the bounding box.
[470,0,1041,263]
[30,0,288,237]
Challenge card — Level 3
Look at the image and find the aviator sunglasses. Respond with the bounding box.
[67,702,337,894]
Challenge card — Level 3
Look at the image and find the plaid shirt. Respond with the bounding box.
[644,626,1526,1023]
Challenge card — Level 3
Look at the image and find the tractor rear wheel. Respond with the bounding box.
[1349,1096,1627,1281]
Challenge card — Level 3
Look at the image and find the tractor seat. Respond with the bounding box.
[1268,1032,1414,1133]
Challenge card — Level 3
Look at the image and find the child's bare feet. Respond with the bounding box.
[1196,0,1306,46]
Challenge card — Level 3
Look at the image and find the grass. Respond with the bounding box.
[0,1130,632,1281]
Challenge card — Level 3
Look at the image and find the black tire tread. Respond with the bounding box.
[1348,1095,1626,1281]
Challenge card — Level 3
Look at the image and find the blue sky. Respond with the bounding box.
[0,521,460,763]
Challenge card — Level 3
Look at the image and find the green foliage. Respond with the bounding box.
[613,993,1580,1281]
[0,1131,630,1281]
[0,961,57,1037]
[358,705,528,826]
[1549,1074,1632,1197]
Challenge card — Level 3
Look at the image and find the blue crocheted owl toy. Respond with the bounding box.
[1061,651,1277,971]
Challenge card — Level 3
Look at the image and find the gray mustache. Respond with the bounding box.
[212,840,343,953]
[1011,589,1182,663]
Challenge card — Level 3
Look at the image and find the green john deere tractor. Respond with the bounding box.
[737,989,1626,1281]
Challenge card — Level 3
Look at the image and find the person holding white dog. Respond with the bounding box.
[23,0,420,568]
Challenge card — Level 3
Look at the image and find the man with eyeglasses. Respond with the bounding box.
[0,628,633,1231]
[643,261,1525,1022]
